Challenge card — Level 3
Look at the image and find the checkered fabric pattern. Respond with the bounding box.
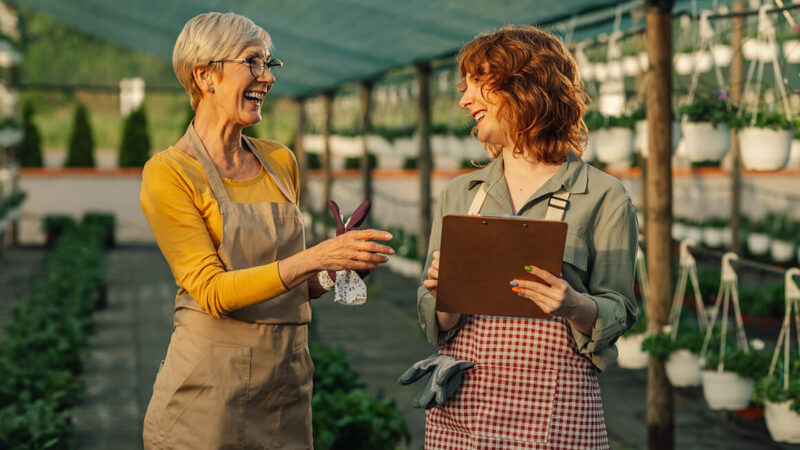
[425,315,609,449]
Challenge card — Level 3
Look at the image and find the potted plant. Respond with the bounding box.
[746,217,771,257]
[678,94,735,163]
[767,212,797,263]
[642,326,705,387]
[672,217,689,241]
[617,307,649,369]
[588,111,634,165]
[681,218,703,244]
[702,217,729,249]
[712,42,734,67]
[731,111,793,171]
[756,360,800,443]
[788,120,800,168]
[701,346,770,410]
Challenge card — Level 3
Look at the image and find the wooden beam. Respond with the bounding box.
[359,81,374,227]
[730,2,745,255]
[416,62,432,259]
[322,92,333,221]
[645,1,674,449]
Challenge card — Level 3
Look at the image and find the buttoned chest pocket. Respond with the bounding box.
[562,233,590,281]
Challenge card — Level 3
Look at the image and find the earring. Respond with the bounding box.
[208,86,214,93]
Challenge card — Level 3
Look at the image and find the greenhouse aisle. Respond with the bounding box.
[69,245,797,449]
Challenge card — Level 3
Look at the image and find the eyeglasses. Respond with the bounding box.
[210,56,283,80]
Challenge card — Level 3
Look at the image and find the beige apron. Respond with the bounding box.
[143,124,313,449]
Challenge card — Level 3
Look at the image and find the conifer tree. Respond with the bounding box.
[64,103,95,167]
[19,101,43,167]
[118,106,151,167]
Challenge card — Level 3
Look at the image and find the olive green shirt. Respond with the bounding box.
[417,151,638,371]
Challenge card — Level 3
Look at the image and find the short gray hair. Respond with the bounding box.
[173,12,272,109]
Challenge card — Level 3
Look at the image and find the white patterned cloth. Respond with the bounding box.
[333,269,367,305]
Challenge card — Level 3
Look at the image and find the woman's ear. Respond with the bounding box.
[193,65,216,94]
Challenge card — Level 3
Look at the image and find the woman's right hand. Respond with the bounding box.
[311,229,394,272]
[423,250,440,298]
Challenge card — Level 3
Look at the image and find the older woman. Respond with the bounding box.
[417,26,638,448]
[140,12,393,448]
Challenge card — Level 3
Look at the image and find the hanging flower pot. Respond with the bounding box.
[623,56,640,77]
[638,51,649,71]
[701,370,754,410]
[607,61,623,79]
[783,40,800,64]
[788,139,800,169]
[635,120,681,158]
[693,51,713,73]
[674,53,693,75]
[672,220,687,241]
[683,222,703,244]
[770,239,796,263]
[702,219,728,248]
[593,127,633,164]
[743,38,762,60]
[747,232,771,256]
[617,333,649,369]
[681,122,731,162]
[593,62,608,82]
[665,350,703,387]
[739,127,792,171]
[365,134,392,156]
[712,44,734,67]
[765,401,800,443]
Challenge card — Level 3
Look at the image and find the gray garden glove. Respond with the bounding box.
[397,354,475,409]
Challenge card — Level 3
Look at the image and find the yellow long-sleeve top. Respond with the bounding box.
[140,138,299,318]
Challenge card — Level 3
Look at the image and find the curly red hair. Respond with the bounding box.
[458,26,588,164]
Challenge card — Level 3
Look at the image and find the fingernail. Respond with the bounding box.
[385,233,393,239]
[509,280,518,287]
[524,265,533,272]
[511,286,520,293]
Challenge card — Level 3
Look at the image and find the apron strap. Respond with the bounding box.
[467,182,570,221]
[243,137,297,204]
[184,123,232,204]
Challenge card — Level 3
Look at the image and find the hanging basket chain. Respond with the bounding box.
[670,240,708,341]
[701,252,749,373]
[768,268,800,390]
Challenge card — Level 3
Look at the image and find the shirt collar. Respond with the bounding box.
[466,150,589,195]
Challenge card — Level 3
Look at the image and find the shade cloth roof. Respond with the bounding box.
[17,0,728,97]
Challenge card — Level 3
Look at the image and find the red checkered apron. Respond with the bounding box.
[425,315,609,449]
[425,184,609,449]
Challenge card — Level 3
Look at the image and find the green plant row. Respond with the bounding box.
[753,359,800,414]
[0,223,107,448]
[309,342,410,449]
[322,123,472,141]
[583,110,636,131]
[677,95,795,132]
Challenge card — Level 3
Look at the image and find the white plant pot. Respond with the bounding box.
[617,333,649,369]
[702,227,725,248]
[623,56,640,77]
[607,61,623,79]
[693,51,713,73]
[365,135,392,155]
[760,41,779,62]
[638,52,649,71]
[712,45,733,67]
[674,53,693,75]
[593,62,608,81]
[788,139,800,169]
[377,154,405,170]
[784,40,800,64]
[765,400,800,443]
[444,135,463,157]
[681,122,730,162]
[747,232,771,255]
[672,222,687,241]
[579,61,595,81]
[431,135,449,156]
[593,127,633,164]
[701,370,754,410]
[666,350,702,387]
[684,226,703,244]
[635,120,681,158]
[771,239,796,263]
[739,127,792,171]
[330,135,362,157]
[393,137,418,157]
[743,38,762,60]
[721,226,732,248]
[302,134,325,153]
[433,155,461,171]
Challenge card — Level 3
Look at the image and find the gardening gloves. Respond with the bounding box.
[397,354,475,409]
[319,200,371,305]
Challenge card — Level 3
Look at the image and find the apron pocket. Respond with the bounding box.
[476,368,558,445]
[160,342,252,448]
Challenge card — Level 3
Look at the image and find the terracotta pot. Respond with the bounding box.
[681,122,730,162]
[739,127,792,171]
[765,400,800,443]
[701,370,754,410]
[665,349,702,387]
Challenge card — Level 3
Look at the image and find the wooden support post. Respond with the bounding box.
[730,2,745,255]
[416,62,432,259]
[645,1,674,449]
[294,98,308,210]
[322,92,333,220]
[359,81,374,226]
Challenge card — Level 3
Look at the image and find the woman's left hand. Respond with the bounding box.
[510,265,597,335]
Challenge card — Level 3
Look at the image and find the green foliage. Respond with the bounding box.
[606,114,635,130]
[344,154,377,170]
[754,360,800,413]
[729,110,793,131]
[41,214,77,240]
[641,328,705,359]
[368,125,414,143]
[242,125,260,138]
[702,217,728,228]
[0,192,26,219]
[630,105,646,122]
[307,153,322,170]
[82,212,116,249]
[766,211,799,242]
[583,110,605,131]
[704,347,771,379]
[19,101,43,167]
[64,103,95,168]
[310,342,410,450]
[402,157,418,170]
[0,223,107,448]
[739,282,784,317]
[678,96,735,128]
[118,106,151,167]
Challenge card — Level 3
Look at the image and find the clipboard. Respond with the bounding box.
[436,214,568,319]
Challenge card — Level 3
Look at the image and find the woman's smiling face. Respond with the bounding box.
[458,73,509,148]
[211,44,274,127]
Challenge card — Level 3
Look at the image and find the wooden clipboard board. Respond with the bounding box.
[436,214,568,319]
